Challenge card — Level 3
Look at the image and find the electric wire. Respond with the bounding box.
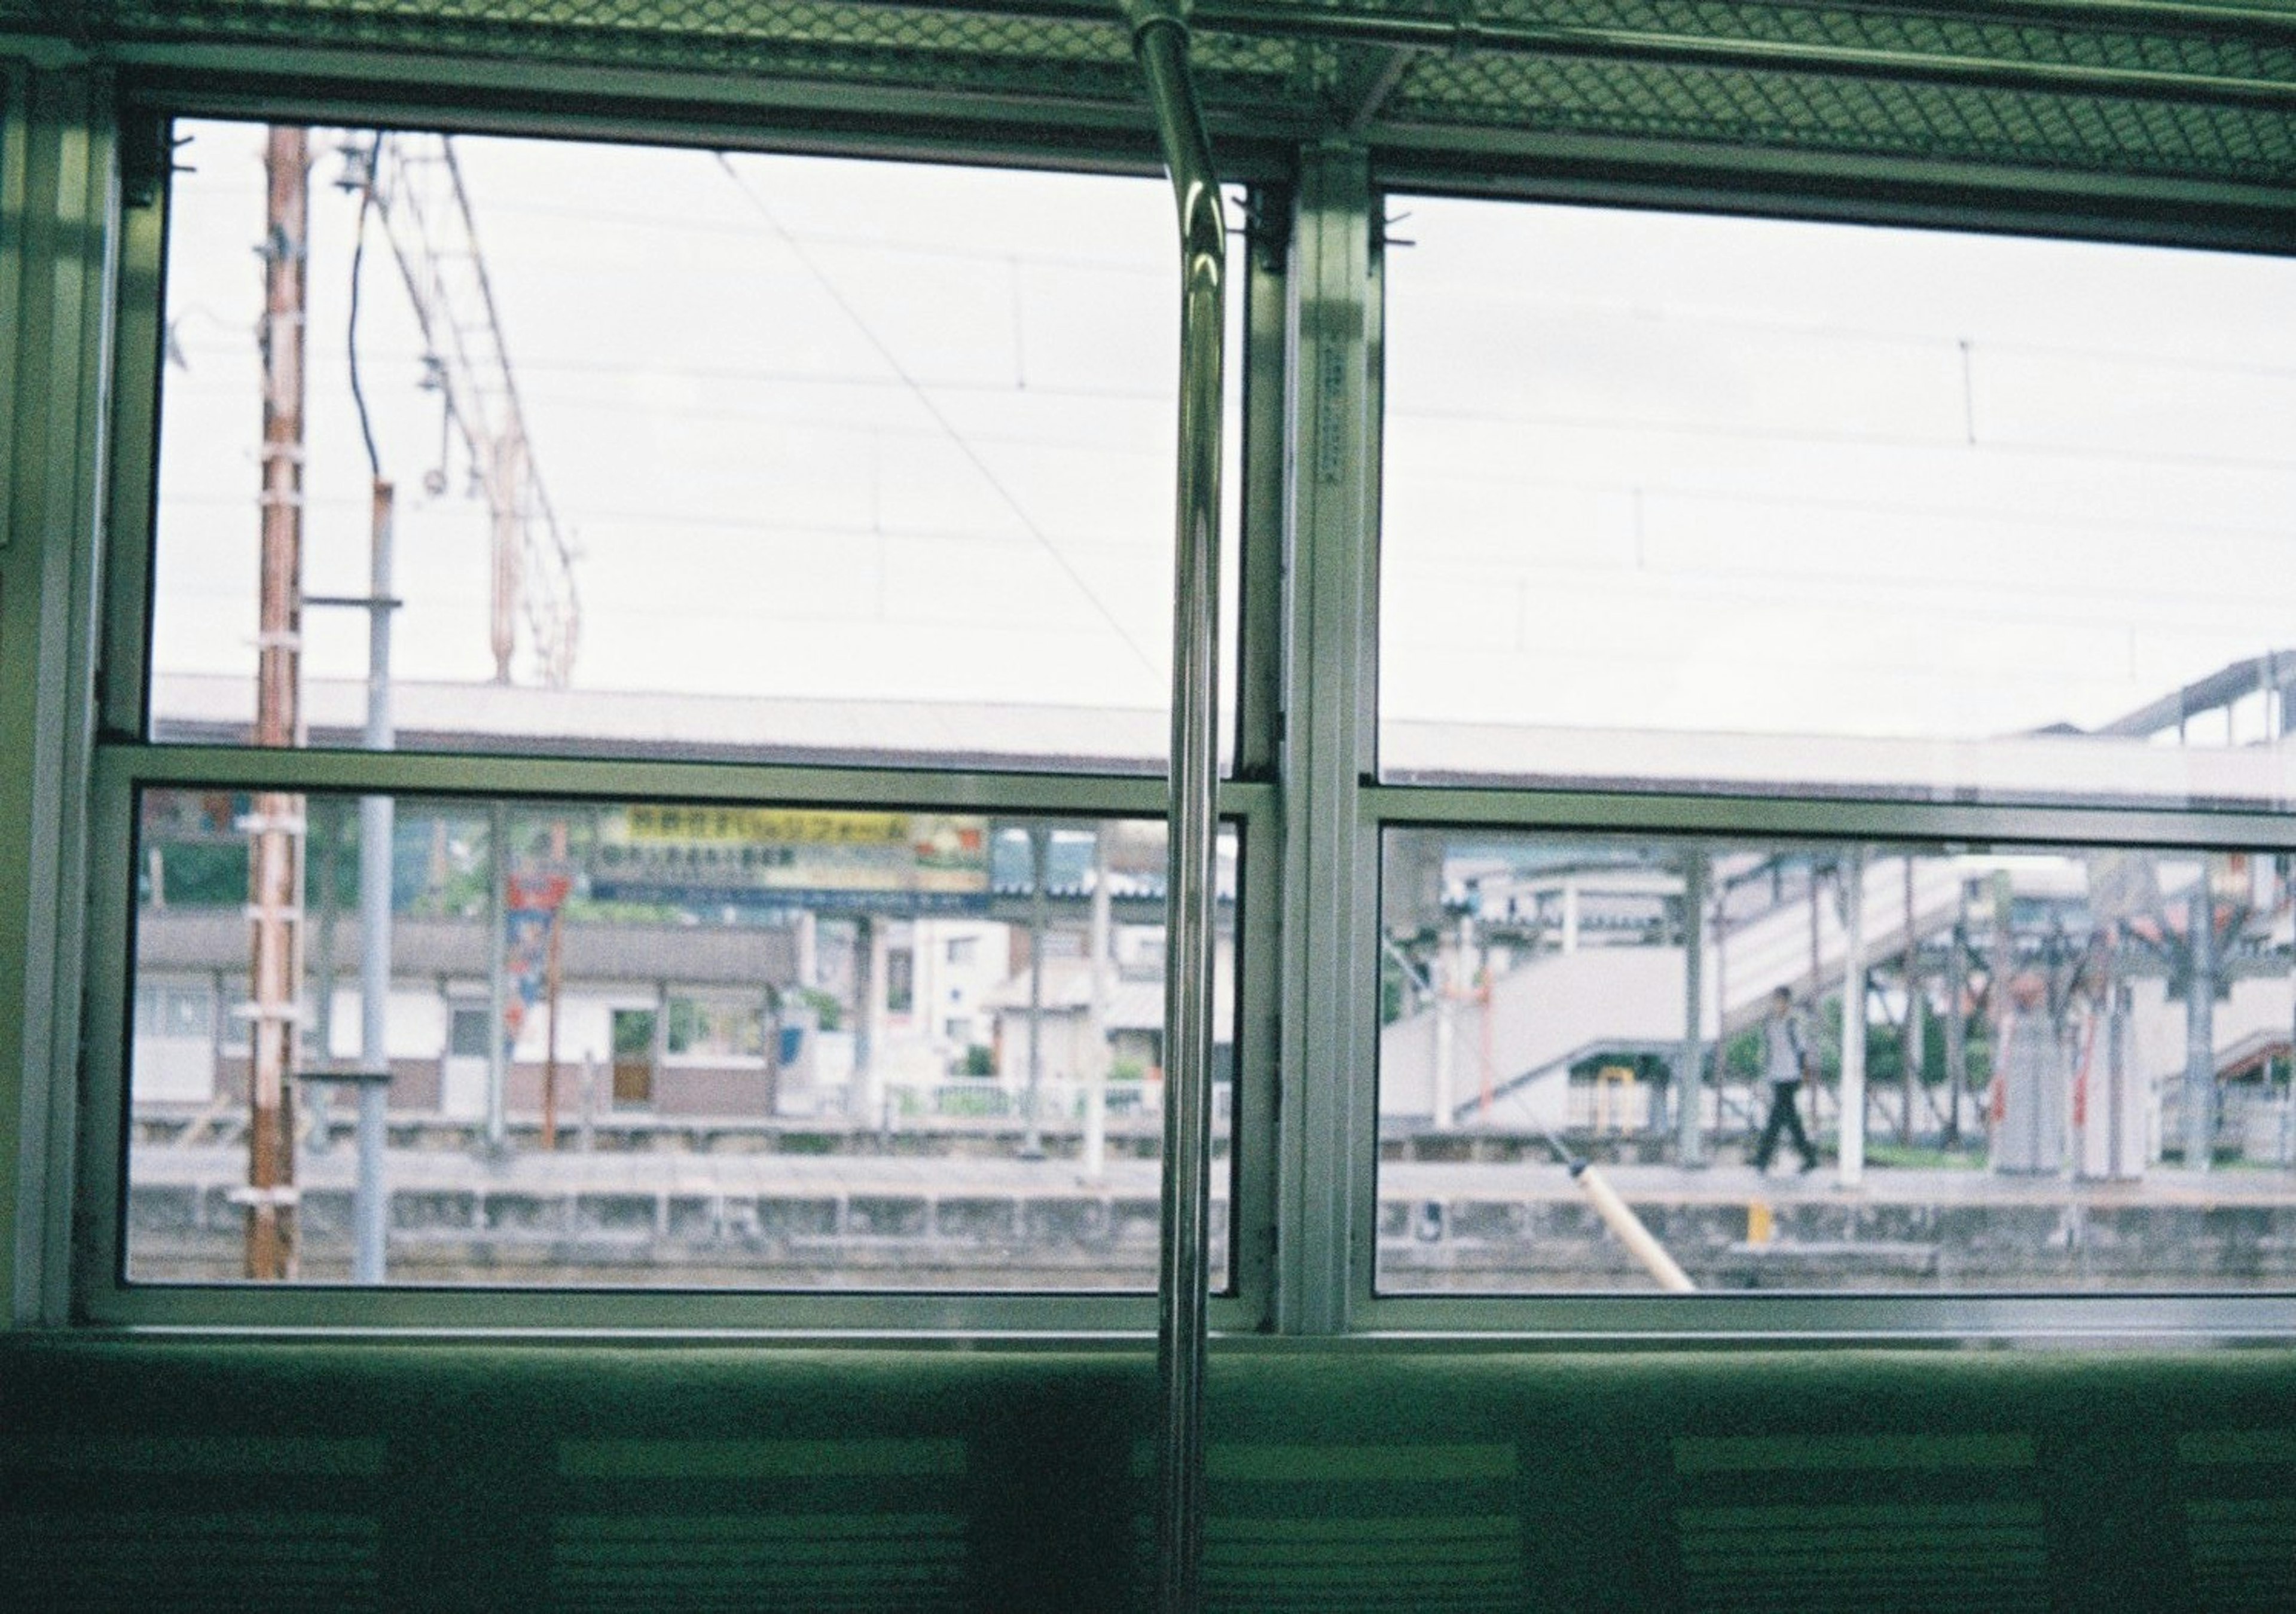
[480,191,1171,276]
[346,130,386,481]
[713,151,1162,683]
[1385,400,2296,476]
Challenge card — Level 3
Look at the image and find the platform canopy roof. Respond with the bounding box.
[9,0,2296,243]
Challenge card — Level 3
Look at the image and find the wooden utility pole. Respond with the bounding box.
[246,126,309,1279]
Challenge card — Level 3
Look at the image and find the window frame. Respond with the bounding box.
[71,100,1281,1334]
[1343,179,2296,1341]
[31,68,2296,1343]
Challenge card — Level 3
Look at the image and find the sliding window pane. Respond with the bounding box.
[126,789,1237,1289]
[1378,827,2296,1293]
[1381,199,2296,807]
[151,123,1240,772]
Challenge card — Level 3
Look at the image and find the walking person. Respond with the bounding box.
[1751,986,1820,1173]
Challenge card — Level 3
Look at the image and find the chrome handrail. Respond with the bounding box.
[1129,1,1225,1607]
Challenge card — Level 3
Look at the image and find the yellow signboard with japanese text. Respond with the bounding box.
[596,808,990,913]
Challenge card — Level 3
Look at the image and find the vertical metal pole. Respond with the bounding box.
[1807,871,1822,998]
[2115,979,2139,1177]
[1130,6,1225,1607]
[308,803,339,1151]
[762,986,783,1120]
[485,800,509,1152]
[541,908,563,1152]
[579,1052,597,1153]
[1839,848,1867,1187]
[246,124,310,1281]
[850,914,877,1121]
[353,481,395,1282]
[1712,875,1729,1126]
[1988,872,2014,1160]
[2186,877,2216,1172]
[1431,922,1456,1130]
[1946,894,1969,1146]
[650,979,668,1108]
[1900,857,1920,1145]
[1807,870,1825,1138]
[1677,848,1706,1166]
[1274,143,1372,1340]
[1022,824,1049,1160]
[1084,824,1113,1182]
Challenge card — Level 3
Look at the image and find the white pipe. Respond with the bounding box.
[1573,1162,1694,1292]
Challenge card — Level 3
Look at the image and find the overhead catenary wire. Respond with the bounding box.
[476,191,1175,277]
[1387,399,2296,477]
[713,151,1162,683]
[346,131,386,481]
[358,133,581,686]
[334,125,398,1286]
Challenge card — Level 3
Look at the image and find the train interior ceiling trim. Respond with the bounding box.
[9,0,2296,1608]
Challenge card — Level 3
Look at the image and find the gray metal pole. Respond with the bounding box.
[1022,824,1049,1160]
[307,802,340,1153]
[485,799,509,1153]
[1839,848,1868,1187]
[2110,971,2133,1180]
[1677,849,1707,1167]
[1988,872,2013,1162]
[2186,877,2216,1172]
[1901,858,1921,1145]
[1946,894,1970,1145]
[850,915,876,1121]
[352,481,396,1281]
[1083,824,1113,1182]
[1130,4,1225,1607]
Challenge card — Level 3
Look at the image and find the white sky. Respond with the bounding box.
[151,120,2296,775]
[1383,197,2296,744]
[153,122,1229,725]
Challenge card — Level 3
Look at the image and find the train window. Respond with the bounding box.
[72,106,2294,1338]
[1358,191,2296,1328]
[77,114,1265,1325]
[1376,826,2296,1297]
[117,789,1236,1291]
[1379,197,2296,811]
[149,121,1242,774]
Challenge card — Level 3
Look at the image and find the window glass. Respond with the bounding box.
[1379,827,2296,1294]
[1381,198,2296,808]
[126,788,1238,1289]
[151,122,1241,773]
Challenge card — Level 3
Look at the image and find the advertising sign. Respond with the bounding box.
[590,807,991,914]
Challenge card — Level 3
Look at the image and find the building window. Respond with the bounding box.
[884,948,914,1016]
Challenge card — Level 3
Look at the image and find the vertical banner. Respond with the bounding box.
[503,871,572,1063]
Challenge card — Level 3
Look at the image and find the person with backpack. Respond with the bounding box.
[1751,985,1821,1174]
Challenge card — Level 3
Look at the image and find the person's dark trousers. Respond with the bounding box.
[1752,1081,1818,1171]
